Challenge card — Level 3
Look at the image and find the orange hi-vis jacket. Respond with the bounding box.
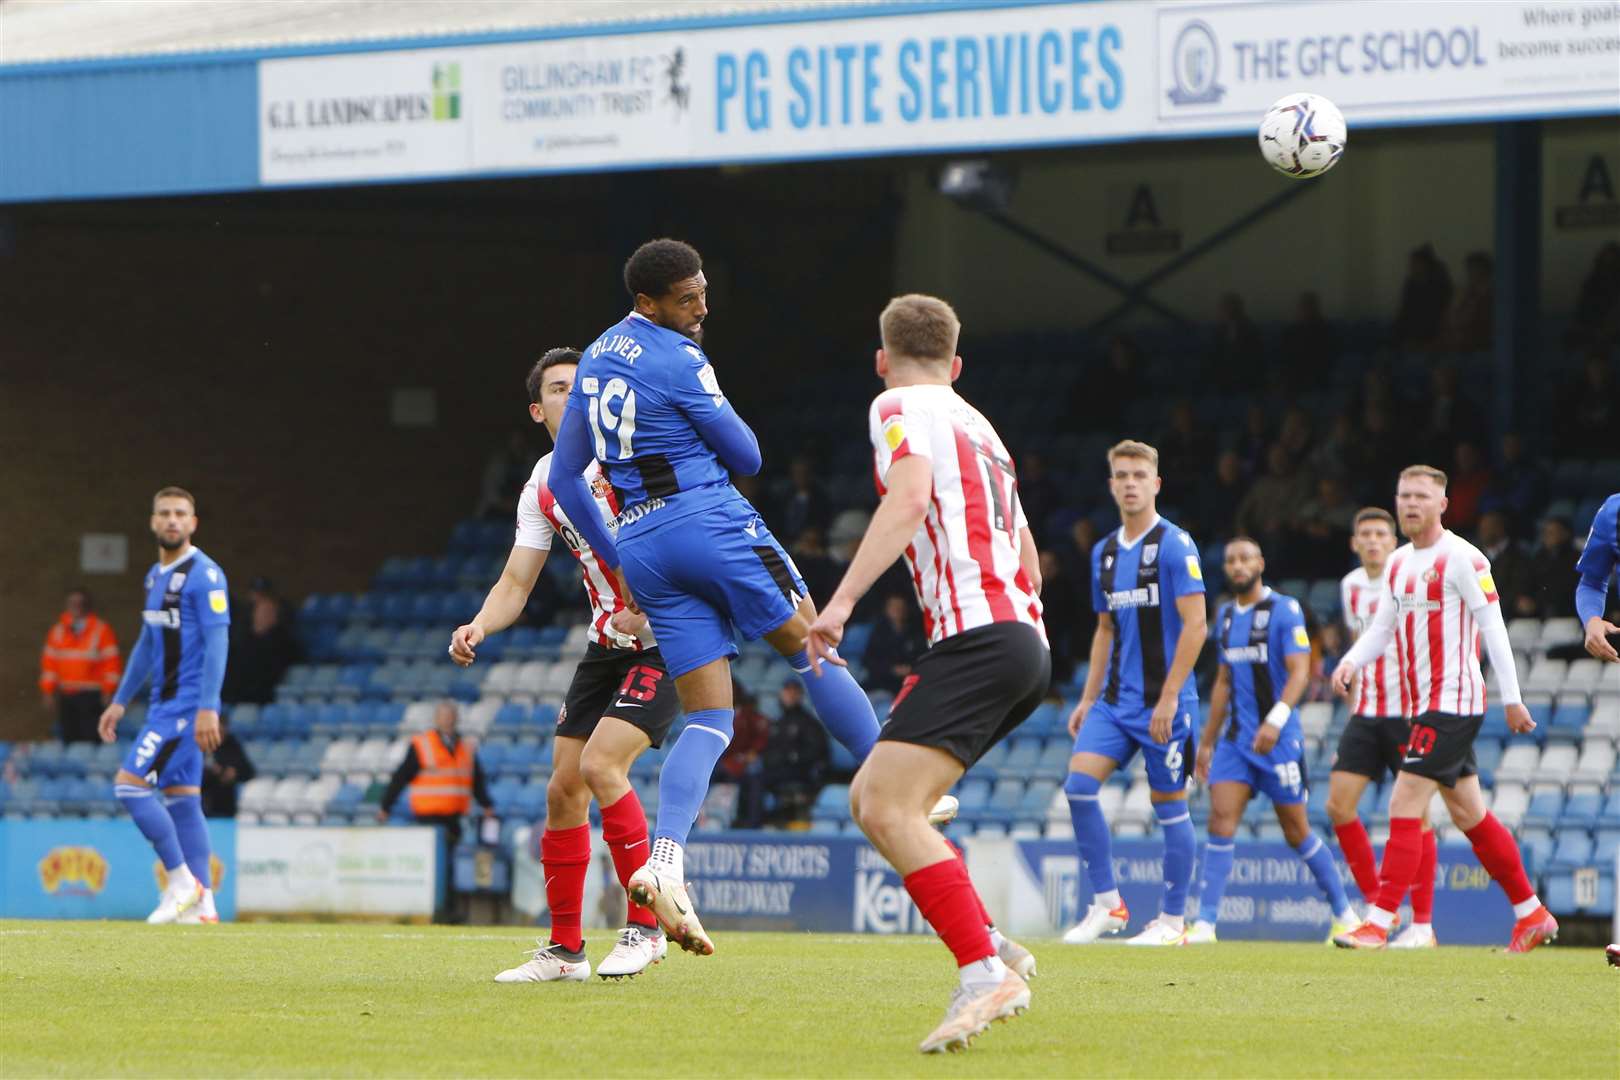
[39,613,122,697]
[408,730,475,817]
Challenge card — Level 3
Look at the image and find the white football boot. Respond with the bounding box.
[1388,922,1438,949]
[927,795,960,826]
[627,864,713,956]
[177,887,219,925]
[996,934,1037,979]
[1061,900,1130,944]
[493,941,590,983]
[597,925,667,979]
[918,970,1031,1054]
[1184,921,1218,945]
[1123,918,1189,946]
[146,868,201,925]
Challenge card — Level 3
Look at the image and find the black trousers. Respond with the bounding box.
[58,692,103,744]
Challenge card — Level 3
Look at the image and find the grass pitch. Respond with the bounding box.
[1,921,1615,1078]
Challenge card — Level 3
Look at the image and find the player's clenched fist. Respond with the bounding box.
[1329,659,1357,698]
[1193,741,1214,784]
[449,623,484,666]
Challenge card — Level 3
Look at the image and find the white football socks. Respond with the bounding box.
[959,954,1008,993]
[650,837,684,882]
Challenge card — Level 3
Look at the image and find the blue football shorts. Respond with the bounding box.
[617,496,808,679]
[1072,698,1198,792]
[1208,733,1309,806]
[120,703,203,788]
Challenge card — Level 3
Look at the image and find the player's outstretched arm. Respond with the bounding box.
[1068,615,1114,738]
[1196,666,1230,782]
[99,623,157,741]
[451,545,547,666]
[549,409,622,569]
[806,456,931,673]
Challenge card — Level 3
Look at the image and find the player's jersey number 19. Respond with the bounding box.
[583,376,637,461]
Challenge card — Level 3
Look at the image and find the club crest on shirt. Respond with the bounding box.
[1254,609,1270,630]
[1142,544,1159,566]
[169,572,187,591]
[590,474,613,501]
[1422,568,1440,583]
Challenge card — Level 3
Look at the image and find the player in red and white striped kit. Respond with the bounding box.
[807,295,1048,1054]
[1331,465,1557,951]
[450,348,678,983]
[1328,507,1440,947]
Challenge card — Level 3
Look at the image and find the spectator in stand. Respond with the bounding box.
[1156,400,1214,485]
[201,714,257,818]
[1442,251,1494,353]
[222,592,301,705]
[1073,332,1143,428]
[1276,406,1314,460]
[1475,510,1533,618]
[1278,291,1339,387]
[777,453,832,544]
[1416,364,1485,466]
[1392,243,1454,350]
[760,680,829,824]
[1556,351,1620,456]
[39,587,122,744]
[718,681,770,828]
[1190,449,1247,542]
[788,526,840,612]
[1347,403,1413,505]
[1445,441,1492,532]
[1036,550,1082,682]
[860,594,928,695]
[1210,292,1266,392]
[1479,433,1548,530]
[1567,241,1620,351]
[1307,621,1348,704]
[1524,516,1583,618]
[1060,518,1100,648]
[1233,402,1272,477]
[474,431,535,520]
[377,701,494,852]
[1291,474,1359,578]
[1306,413,1356,481]
[1235,444,1308,560]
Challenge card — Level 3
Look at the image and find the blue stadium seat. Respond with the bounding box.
[811,784,852,823]
[1593,828,1620,866]
[1032,742,1069,783]
[1522,789,1565,830]
[827,739,860,774]
[1517,827,1554,875]
[1559,791,1603,831]
[1549,702,1592,739]
[1547,832,1595,871]
[1472,740,1504,786]
[839,622,873,662]
[1307,579,1340,620]
[1003,740,1041,773]
[1602,791,1620,825]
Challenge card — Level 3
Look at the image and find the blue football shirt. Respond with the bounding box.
[1091,515,1204,713]
[1215,588,1310,742]
[137,549,231,709]
[1576,493,1620,601]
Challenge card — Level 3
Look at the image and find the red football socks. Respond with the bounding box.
[600,789,657,930]
[541,824,592,952]
[1465,812,1535,906]
[945,838,994,928]
[904,857,995,967]
[1334,818,1380,902]
[1374,817,1424,915]
[1411,828,1438,924]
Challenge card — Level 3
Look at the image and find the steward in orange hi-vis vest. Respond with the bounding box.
[407,729,475,817]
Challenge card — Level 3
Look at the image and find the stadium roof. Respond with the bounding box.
[0,0,878,66]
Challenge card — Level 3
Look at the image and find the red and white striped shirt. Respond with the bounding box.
[868,384,1045,647]
[515,452,650,652]
[1340,566,1404,719]
[1346,530,1520,718]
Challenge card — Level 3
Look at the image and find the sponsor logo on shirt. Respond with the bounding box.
[1395,594,1441,613]
[1224,644,1268,663]
[1106,583,1160,610]
[613,498,667,530]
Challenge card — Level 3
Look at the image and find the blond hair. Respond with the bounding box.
[152,486,196,511]
[879,294,960,365]
[1106,440,1159,470]
[1399,464,1448,490]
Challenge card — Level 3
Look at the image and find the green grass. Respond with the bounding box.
[1,921,1615,1077]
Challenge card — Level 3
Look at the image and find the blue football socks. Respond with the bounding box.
[787,649,880,760]
[653,708,734,847]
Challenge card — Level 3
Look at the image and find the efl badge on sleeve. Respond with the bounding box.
[208,590,229,614]
[1185,555,1203,582]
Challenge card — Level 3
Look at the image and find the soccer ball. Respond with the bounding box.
[1258,93,1346,179]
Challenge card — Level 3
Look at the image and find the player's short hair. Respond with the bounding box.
[879,294,960,365]
[624,239,702,300]
[527,347,580,403]
[1399,464,1449,490]
[1106,440,1159,471]
[1225,535,1263,555]
[152,486,195,511]
[1353,507,1396,532]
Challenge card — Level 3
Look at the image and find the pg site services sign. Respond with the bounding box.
[258,0,1618,186]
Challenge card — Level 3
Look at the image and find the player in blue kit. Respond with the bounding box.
[97,487,230,924]
[1577,493,1620,664]
[1062,441,1207,946]
[549,239,956,956]
[1186,538,1357,944]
